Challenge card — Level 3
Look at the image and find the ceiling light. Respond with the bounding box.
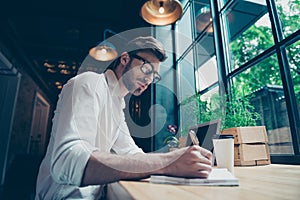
[57,62,69,69]
[158,1,165,14]
[47,68,56,73]
[89,29,120,62]
[60,69,71,75]
[89,41,118,62]
[43,62,55,68]
[140,0,183,26]
[54,81,61,86]
[196,6,213,33]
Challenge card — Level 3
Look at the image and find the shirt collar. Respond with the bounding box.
[104,69,124,98]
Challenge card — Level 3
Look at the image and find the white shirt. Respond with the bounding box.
[35,71,143,199]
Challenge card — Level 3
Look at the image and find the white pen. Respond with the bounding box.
[189,130,199,146]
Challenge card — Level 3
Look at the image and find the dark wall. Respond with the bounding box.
[0,65,54,200]
[9,68,53,159]
[0,38,55,200]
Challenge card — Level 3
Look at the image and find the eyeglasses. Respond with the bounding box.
[130,54,161,83]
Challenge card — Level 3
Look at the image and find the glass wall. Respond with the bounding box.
[169,0,300,162]
[222,0,274,71]
[275,0,300,39]
[178,49,196,103]
[176,6,193,57]
[176,0,220,137]
[221,0,299,158]
[231,54,293,154]
[286,40,300,116]
[193,0,213,36]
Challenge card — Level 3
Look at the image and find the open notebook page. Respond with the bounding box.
[150,168,239,186]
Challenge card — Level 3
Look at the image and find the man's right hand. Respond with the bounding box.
[162,146,213,178]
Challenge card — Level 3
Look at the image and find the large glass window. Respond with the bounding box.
[179,86,220,135]
[231,54,294,154]
[193,0,213,36]
[179,98,198,134]
[193,3,217,92]
[176,6,192,57]
[158,0,300,162]
[286,39,300,123]
[275,0,300,39]
[177,0,218,135]
[192,1,217,92]
[178,49,197,135]
[177,49,195,103]
[222,0,274,71]
[195,56,218,91]
[218,0,230,9]
[197,86,221,124]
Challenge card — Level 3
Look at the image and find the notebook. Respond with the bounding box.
[150,120,239,186]
[186,119,221,151]
[150,168,239,186]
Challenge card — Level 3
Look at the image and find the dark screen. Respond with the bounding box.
[186,120,221,152]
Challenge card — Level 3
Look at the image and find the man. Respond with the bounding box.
[35,36,212,199]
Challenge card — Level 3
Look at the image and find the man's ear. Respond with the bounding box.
[120,52,130,66]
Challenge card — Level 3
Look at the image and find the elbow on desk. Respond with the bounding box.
[50,145,90,186]
[50,156,81,186]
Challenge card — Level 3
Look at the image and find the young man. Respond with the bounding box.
[35,36,212,199]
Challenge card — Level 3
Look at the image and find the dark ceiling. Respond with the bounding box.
[0,0,151,99]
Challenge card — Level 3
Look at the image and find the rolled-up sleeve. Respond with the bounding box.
[50,73,101,186]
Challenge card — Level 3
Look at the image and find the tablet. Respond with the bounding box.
[186,119,221,151]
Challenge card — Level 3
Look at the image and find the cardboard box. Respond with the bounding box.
[222,126,268,144]
[222,126,270,166]
[234,159,271,166]
[235,143,270,161]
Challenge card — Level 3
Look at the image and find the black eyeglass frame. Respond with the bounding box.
[130,54,161,83]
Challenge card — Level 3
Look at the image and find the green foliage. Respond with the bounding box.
[230,0,300,96]
[182,92,261,131]
[163,136,179,147]
[230,25,274,70]
[197,93,225,125]
[222,94,261,130]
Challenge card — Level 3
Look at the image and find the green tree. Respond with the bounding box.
[182,92,260,131]
[230,0,300,97]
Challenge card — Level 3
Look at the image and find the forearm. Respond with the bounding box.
[82,146,212,186]
[81,151,170,186]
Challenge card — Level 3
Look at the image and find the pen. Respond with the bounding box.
[189,130,215,166]
[189,130,199,146]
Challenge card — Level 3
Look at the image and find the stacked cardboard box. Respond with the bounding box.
[221,126,270,166]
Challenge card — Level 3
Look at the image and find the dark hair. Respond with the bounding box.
[106,36,167,71]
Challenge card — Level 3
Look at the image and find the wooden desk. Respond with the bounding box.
[107,164,300,200]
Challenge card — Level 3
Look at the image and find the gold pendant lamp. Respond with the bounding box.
[89,41,118,62]
[89,29,119,62]
[140,0,183,26]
